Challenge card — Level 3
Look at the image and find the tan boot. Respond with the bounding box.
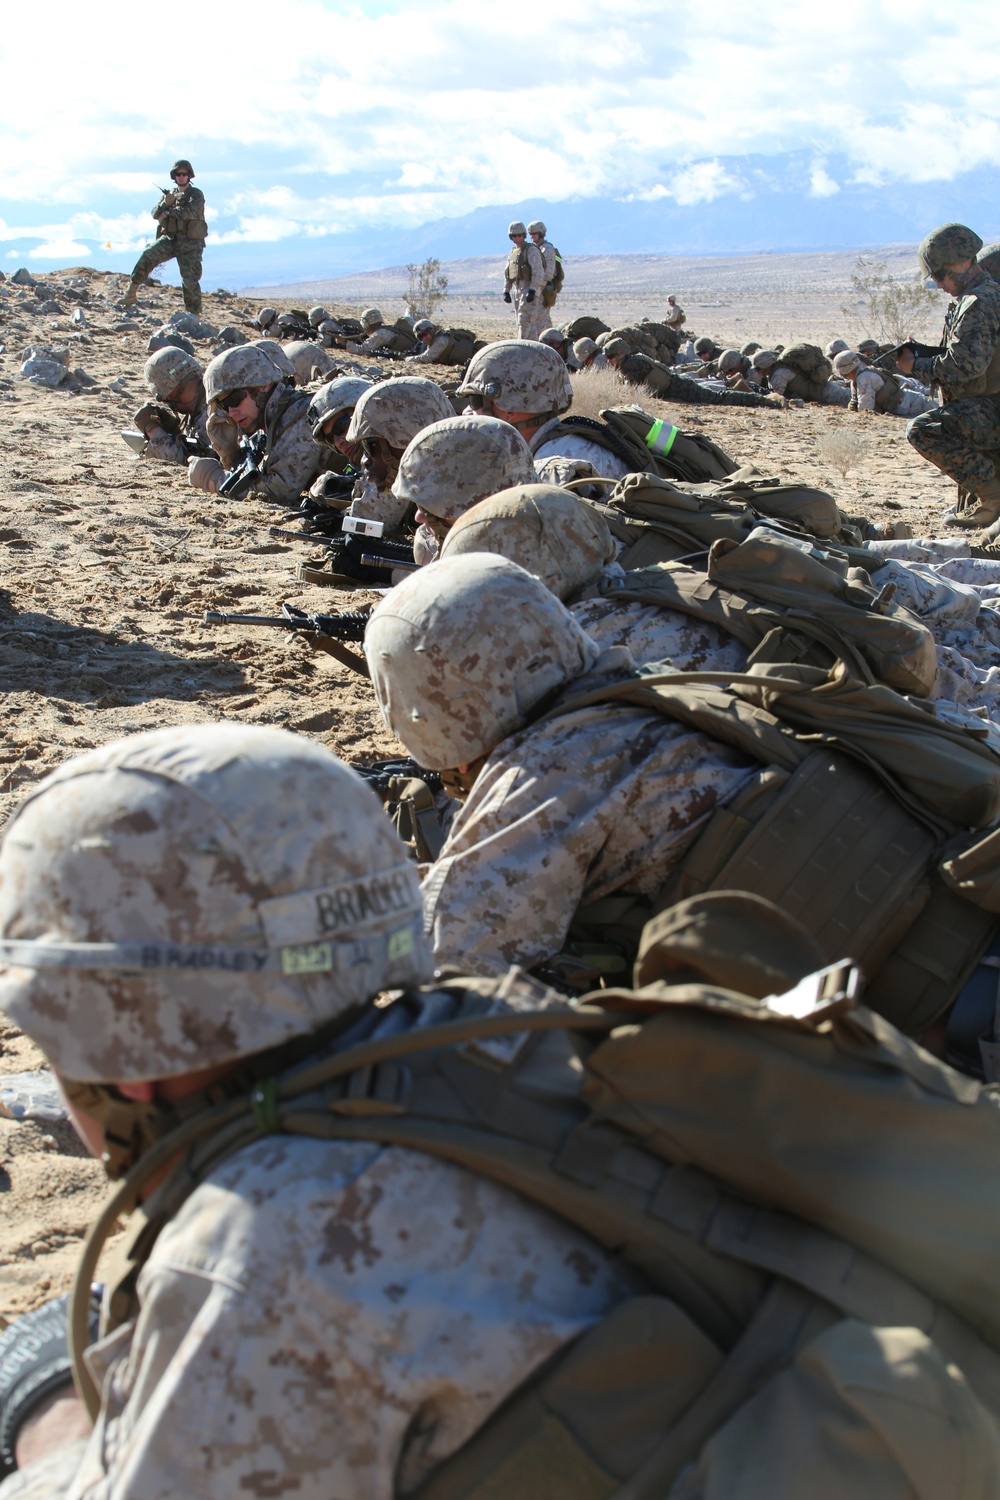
[943,479,1000,529]
[123,279,140,306]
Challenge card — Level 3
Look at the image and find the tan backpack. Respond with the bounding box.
[75,967,1000,1498]
[607,528,938,696]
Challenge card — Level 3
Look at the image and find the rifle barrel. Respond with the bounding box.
[361,553,418,572]
[267,526,329,544]
[203,610,316,629]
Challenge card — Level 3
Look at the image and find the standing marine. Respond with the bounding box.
[503,221,547,340]
[125,160,207,313]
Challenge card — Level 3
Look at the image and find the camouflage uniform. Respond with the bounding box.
[907,263,1000,491]
[0,726,629,1500]
[619,353,780,409]
[244,383,325,503]
[504,238,547,340]
[530,419,632,483]
[130,183,207,314]
[137,381,206,464]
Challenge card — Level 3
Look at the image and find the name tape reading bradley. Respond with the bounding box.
[0,867,423,974]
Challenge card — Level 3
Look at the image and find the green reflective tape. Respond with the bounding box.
[646,419,679,457]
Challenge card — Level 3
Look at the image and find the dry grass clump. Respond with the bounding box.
[569,364,635,420]
[817,429,871,478]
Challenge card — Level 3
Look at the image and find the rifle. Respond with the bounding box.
[354,758,446,860]
[218,433,267,499]
[203,602,370,676]
[880,339,945,364]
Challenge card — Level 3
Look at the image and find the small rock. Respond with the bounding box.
[0,1070,67,1122]
[67,366,97,389]
[71,307,87,328]
[147,330,195,356]
[166,310,219,339]
[20,358,65,386]
[10,267,38,287]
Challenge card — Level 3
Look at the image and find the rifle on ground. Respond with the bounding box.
[203,602,371,676]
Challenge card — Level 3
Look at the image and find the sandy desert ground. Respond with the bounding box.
[0,254,959,1327]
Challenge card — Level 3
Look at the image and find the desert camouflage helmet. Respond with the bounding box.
[440,484,616,601]
[144,346,203,399]
[717,349,744,374]
[204,344,283,404]
[308,305,330,327]
[307,376,374,442]
[918,223,984,278]
[345,377,453,451]
[365,554,599,770]
[413,318,437,338]
[538,327,566,348]
[457,339,573,416]
[255,306,278,328]
[360,307,383,329]
[857,339,880,358]
[169,159,195,180]
[527,220,547,236]
[826,338,849,357]
[251,339,296,380]
[740,340,762,356]
[0,725,431,1082]
[604,338,630,358]
[833,350,862,376]
[751,349,779,371]
[573,337,598,361]
[392,416,535,524]
[693,336,716,356]
[508,220,527,236]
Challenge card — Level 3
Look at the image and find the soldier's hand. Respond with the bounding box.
[503,290,512,304]
[188,456,226,494]
[134,402,179,437]
[525,289,536,303]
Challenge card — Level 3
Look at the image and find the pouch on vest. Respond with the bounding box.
[714,467,844,538]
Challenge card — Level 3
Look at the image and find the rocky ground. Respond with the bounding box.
[0,262,956,1327]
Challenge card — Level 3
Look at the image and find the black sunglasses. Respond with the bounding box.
[217,388,250,410]
[324,411,353,437]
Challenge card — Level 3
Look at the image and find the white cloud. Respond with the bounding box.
[0,0,997,265]
[810,163,841,197]
[28,239,92,260]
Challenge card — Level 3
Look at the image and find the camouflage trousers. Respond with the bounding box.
[906,393,1000,491]
[513,289,549,341]
[131,234,203,313]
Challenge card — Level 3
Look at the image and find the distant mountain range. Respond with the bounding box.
[220,151,1000,289]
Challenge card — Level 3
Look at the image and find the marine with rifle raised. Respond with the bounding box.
[124,159,207,313]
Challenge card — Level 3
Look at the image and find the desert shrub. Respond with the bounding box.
[817,429,871,478]
[569,364,634,419]
[405,257,448,318]
[841,257,938,346]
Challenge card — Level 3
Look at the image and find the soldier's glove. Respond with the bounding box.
[134,402,179,437]
[525,288,536,303]
[503,290,512,304]
[188,456,226,493]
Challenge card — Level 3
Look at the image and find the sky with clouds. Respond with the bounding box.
[1,0,998,282]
